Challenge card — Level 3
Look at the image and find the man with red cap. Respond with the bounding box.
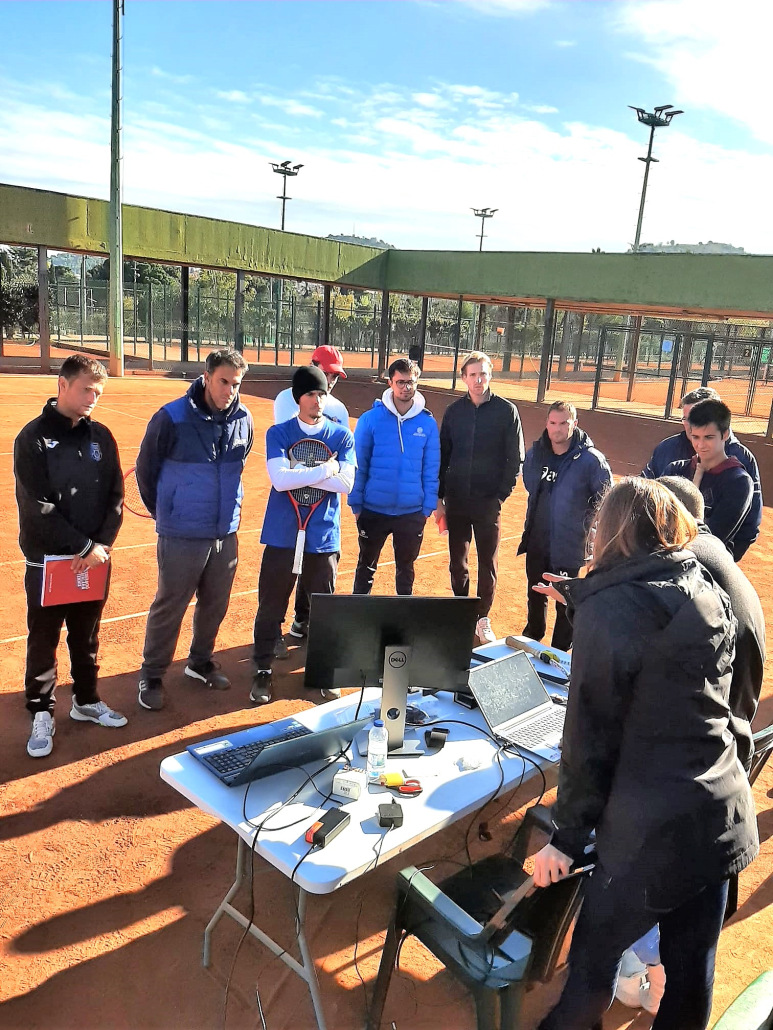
[274,345,349,428]
[272,346,350,652]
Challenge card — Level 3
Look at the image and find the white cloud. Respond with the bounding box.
[258,95,323,118]
[216,90,250,104]
[452,0,551,14]
[150,66,193,86]
[1,74,772,255]
[413,92,449,109]
[523,103,558,114]
[554,39,576,47]
[614,0,773,145]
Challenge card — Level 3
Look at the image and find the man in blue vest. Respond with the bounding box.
[349,357,440,595]
[135,349,253,711]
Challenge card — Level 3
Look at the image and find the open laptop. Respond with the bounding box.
[467,650,566,762]
[187,714,372,788]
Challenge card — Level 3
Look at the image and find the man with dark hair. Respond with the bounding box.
[250,365,355,704]
[14,353,126,757]
[272,345,350,656]
[658,475,764,771]
[437,351,524,644]
[349,358,439,595]
[135,349,253,711]
[663,398,754,560]
[642,386,761,556]
[518,400,612,650]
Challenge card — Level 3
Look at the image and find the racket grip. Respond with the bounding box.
[292,529,306,575]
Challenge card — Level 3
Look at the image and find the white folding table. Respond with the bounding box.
[159,679,561,1030]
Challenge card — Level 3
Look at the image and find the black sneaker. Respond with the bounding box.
[138,677,165,711]
[250,671,273,705]
[184,660,231,691]
[273,636,290,660]
[288,620,308,639]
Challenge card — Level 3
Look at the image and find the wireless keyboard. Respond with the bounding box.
[204,724,310,776]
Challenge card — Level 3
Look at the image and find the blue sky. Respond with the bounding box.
[1,0,772,253]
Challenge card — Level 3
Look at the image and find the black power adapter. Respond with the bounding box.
[378,801,404,828]
[305,808,350,847]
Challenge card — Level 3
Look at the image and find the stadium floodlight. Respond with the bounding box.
[628,104,684,250]
[270,160,304,231]
[471,207,498,252]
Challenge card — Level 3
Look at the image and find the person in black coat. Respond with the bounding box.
[14,354,127,759]
[533,478,758,1030]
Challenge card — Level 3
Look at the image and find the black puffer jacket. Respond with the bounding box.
[552,550,758,909]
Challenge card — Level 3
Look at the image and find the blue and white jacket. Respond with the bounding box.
[349,389,440,518]
[136,377,253,539]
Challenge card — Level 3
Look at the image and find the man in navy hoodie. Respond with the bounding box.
[518,401,612,650]
[642,386,761,558]
[664,398,754,561]
[135,349,253,711]
[349,358,440,595]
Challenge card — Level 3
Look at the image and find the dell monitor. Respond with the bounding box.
[304,595,480,751]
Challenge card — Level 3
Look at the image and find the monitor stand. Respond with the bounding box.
[381,644,411,754]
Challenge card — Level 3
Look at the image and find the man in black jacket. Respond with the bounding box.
[659,476,765,771]
[14,354,127,759]
[436,351,524,644]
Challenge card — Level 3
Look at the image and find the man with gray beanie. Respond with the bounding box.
[250,365,356,704]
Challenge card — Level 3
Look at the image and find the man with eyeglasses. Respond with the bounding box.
[437,350,524,644]
[349,358,440,595]
[641,386,761,559]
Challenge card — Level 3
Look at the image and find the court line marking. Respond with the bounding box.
[0,533,520,645]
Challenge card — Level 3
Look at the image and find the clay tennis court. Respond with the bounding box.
[0,370,771,1029]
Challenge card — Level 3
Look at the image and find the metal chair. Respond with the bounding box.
[367,804,596,1030]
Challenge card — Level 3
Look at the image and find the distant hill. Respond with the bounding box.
[326,234,394,250]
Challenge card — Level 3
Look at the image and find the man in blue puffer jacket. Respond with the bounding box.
[518,400,611,650]
[349,358,440,594]
[135,350,253,711]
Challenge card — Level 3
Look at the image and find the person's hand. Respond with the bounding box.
[434,499,446,525]
[532,843,573,887]
[71,543,110,572]
[321,456,340,478]
[532,571,570,606]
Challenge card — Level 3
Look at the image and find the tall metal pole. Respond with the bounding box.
[478,214,485,252]
[108,0,124,376]
[633,123,656,253]
[280,176,288,232]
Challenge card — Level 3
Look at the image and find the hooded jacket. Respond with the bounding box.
[518,428,612,570]
[14,399,124,566]
[642,429,762,551]
[552,551,758,909]
[663,454,754,559]
[349,389,440,517]
[438,391,524,502]
[136,377,253,539]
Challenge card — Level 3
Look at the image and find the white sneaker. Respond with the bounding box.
[475,617,496,644]
[27,712,55,758]
[320,688,341,700]
[70,700,128,728]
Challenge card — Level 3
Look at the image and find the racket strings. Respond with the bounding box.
[123,468,152,518]
[288,438,331,507]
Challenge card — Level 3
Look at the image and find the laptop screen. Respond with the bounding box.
[469,651,552,729]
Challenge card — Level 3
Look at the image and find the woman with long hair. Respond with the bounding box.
[534,477,758,1030]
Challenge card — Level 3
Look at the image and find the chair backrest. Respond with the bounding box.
[750,722,773,787]
[508,871,591,983]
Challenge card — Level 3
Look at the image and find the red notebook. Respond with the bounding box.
[41,555,110,607]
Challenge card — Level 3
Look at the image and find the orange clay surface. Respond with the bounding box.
[0,373,771,1030]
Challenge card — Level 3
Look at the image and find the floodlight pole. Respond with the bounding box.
[271,161,303,231]
[630,104,683,252]
[108,0,125,376]
[471,207,497,251]
[633,123,657,254]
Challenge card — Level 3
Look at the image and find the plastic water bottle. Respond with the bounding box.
[367,719,388,783]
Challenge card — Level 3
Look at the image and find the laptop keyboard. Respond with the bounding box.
[205,724,309,776]
[505,707,565,750]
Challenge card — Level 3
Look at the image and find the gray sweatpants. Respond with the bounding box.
[140,534,238,681]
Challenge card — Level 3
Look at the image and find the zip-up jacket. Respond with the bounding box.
[642,429,762,551]
[349,389,440,517]
[14,399,124,566]
[664,455,754,560]
[438,391,524,501]
[552,551,758,910]
[136,377,253,539]
[518,428,612,570]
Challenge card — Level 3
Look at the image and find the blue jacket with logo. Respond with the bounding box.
[349,390,440,517]
[136,377,253,539]
[518,428,612,570]
[642,429,762,550]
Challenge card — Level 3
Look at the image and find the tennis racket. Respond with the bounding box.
[288,438,335,575]
[505,635,572,677]
[123,466,153,519]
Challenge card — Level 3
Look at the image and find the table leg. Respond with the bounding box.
[296,888,328,1030]
[203,835,247,967]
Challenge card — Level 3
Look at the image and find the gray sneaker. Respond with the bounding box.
[70,700,128,728]
[138,677,165,711]
[288,620,308,639]
[250,671,273,705]
[184,661,231,690]
[27,712,55,758]
[274,636,290,660]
